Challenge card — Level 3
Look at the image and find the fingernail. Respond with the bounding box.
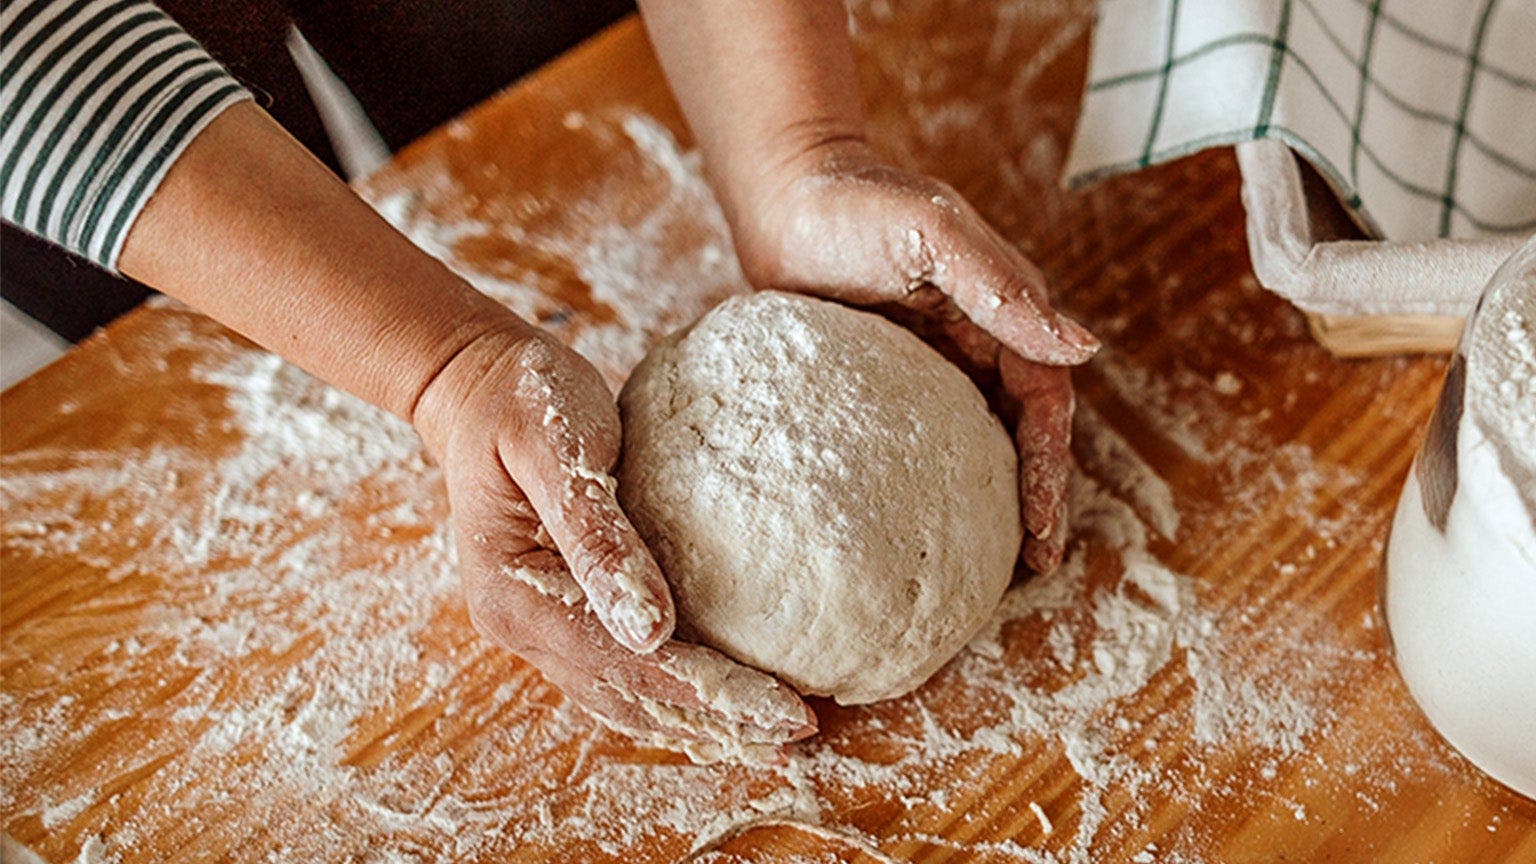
[1057,317,1100,354]
[609,591,667,652]
[781,700,818,739]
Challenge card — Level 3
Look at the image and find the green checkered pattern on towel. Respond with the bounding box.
[1065,0,1536,241]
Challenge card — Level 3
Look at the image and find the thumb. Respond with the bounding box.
[516,443,676,653]
[496,344,675,653]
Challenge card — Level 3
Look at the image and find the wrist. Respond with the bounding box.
[117,101,541,432]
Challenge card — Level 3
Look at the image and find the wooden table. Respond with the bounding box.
[4,3,1533,862]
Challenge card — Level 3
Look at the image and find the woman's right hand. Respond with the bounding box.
[412,324,817,754]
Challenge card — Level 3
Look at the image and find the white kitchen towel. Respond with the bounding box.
[1065,0,1536,242]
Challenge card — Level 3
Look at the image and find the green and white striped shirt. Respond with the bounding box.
[1,0,250,271]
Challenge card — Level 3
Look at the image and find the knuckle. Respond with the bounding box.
[510,335,607,411]
[917,182,967,229]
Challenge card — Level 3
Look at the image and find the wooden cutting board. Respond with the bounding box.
[4,3,1533,862]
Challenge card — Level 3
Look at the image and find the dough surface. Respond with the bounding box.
[617,291,1021,704]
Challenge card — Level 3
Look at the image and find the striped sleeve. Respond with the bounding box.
[1,0,251,272]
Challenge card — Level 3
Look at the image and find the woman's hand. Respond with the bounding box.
[734,141,1098,573]
[639,0,1098,573]
[412,326,816,751]
[121,102,812,752]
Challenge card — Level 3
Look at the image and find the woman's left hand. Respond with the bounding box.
[732,140,1099,574]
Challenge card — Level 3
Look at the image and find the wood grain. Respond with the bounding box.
[1304,312,1464,357]
[4,3,1533,862]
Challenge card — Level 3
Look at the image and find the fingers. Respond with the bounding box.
[472,560,818,755]
[999,353,1075,575]
[512,635,817,758]
[523,455,675,653]
[913,213,1099,367]
[498,339,676,653]
[593,642,819,752]
[865,305,1078,576]
[452,464,816,755]
[517,595,817,752]
[1023,497,1069,574]
[752,160,1098,366]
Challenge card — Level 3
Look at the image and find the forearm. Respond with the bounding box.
[118,102,528,423]
[637,0,867,226]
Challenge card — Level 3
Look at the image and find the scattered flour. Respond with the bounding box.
[371,112,743,390]
[0,0,1500,859]
[73,836,116,864]
[0,307,1431,862]
[41,792,93,830]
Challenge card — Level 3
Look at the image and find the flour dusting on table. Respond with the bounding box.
[0,288,1461,864]
[2,296,1452,861]
[1,0,1512,859]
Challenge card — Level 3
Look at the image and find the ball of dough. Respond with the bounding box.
[617,291,1021,705]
